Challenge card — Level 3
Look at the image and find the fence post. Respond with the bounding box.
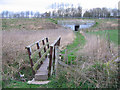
[26,47,35,75]
[53,46,55,71]
[36,42,43,65]
[57,37,61,46]
[42,39,47,58]
[55,46,59,78]
[46,37,49,49]
[48,46,53,77]
[36,42,41,58]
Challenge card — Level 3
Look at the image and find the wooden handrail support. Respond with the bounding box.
[48,36,61,77]
[25,37,50,75]
[25,36,61,77]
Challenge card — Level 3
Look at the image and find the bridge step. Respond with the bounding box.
[34,58,49,81]
[28,78,50,85]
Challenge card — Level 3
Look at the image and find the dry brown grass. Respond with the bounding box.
[85,19,118,32]
[57,31,118,88]
[76,32,118,88]
[2,27,74,80]
[2,18,60,30]
[80,32,118,62]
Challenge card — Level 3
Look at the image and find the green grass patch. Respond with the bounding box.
[47,18,58,24]
[62,32,86,54]
[92,21,99,28]
[4,80,41,88]
[61,31,86,64]
[4,72,92,88]
[84,18,118,31]
[4,74,73,88]
[87,30,118,45]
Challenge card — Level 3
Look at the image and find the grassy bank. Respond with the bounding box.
[61,31,86,64]
[2,18,118,88]
[4,31,86,88]
[2,18,59,30]
[2,18,75,88]
[84,18,118,32]
[87,30,118,45]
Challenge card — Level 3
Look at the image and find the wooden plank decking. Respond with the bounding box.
[34,58,49,81]
[26,36,61,84]
[27,58,50,84]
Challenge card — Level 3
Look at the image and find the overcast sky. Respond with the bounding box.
[0,0,119,13]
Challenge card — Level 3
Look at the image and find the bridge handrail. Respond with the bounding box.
[25,37,49,74]
[25,36,61,76]
[48,36,61,77]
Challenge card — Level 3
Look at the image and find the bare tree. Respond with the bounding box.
[25,11,30,18]
[20,11,25,18]
[83,11,91,18]
[111,9,118,17]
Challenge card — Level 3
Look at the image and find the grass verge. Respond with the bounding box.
[87,30,118,45]
[61,31,86,64]
[47,18,58,24]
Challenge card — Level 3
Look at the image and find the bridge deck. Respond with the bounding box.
[35,58,49,81]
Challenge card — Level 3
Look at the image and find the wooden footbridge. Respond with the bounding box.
[25,36,61,84]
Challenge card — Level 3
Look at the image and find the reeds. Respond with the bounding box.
[57,32,118,88]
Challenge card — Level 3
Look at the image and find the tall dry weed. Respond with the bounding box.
[2,28,74,81]
[57,32,118,88]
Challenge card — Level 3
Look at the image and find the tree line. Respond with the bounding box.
[0,2,120,18]
[83,8,120,18]
[1,3,82,18]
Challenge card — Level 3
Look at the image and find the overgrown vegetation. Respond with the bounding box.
[87,30,118,45]
[2,18,118,88]
[2,18,74,88]
[47,18,58,24]
[2,18,59,30]
[83,18,118,32]
[61,31,86,64]
[54,19,118,88]
[57,30,118,88]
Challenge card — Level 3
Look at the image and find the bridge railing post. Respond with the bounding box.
[42,39,47,58]
[36,42,41,58]
[46,37,49,49]
[48,36,61,77]
[55,46,59,78]
[26,47,35,75]
[36,42,43,65]
[48,45,53,77]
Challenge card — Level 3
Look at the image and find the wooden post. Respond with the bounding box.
[46,38,49,49]
[36,42,43,65]
[36,42,41,58]
[58,37,61,46]
[42,39,47,58]
[55,46,59,78]
[53,46,56,71]
[48,46,53,77]
[26,47,35,75]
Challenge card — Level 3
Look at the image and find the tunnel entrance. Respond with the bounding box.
[75,25,79,31]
